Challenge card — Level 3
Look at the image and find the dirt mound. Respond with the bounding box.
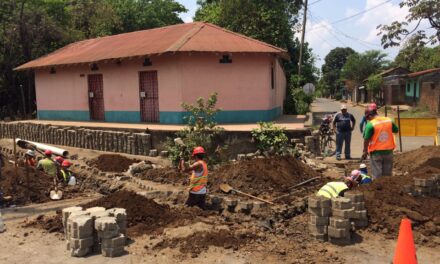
[82,190,207,237]
[394,146,440,174]
[0,163,80,205]
[359,175,440,239]
[90,154,139,172]
[23,213,64,233]
[138,167,186,185]
[153,230,256,257]
[210,156,319,196]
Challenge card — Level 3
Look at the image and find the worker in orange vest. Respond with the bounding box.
[24,150,37,167]
[180,146,208,210]
[362,109,399,179]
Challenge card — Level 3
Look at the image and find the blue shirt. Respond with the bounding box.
[359,116,367,133]
[333,112,355,132]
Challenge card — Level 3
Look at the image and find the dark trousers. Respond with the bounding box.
[336,131,352,158]
[185,192,206,210]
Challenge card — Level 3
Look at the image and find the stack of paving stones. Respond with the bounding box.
[304,131,321,155]
[61,206,127,258]
[328,197,353,245]
[0,122,151,156]
[308,196,331,241]
[345,192,368,228]
[412,175,440,197]
[308,192,368,245]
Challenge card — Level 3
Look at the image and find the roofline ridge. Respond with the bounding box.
[202,22,287,53]
[165,23,206,52]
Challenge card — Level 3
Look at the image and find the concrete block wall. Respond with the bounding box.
[0,122,151,156]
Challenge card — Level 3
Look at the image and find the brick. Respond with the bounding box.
[224,199,238,207]
[352,202,365,211]
[102,234,126,248]
[98,229,120,239]
[310,232,328,241]
[65,210,89,227]
[352,210,368,220]
[62,207,83,223]
[308,223,328,234]
[70,247,91,257]
[86,207,106,214]
[308,196,331,208]
[331,197,353,209]
[309,215,329,226]
[107,208,127,222]
[344,192,364,203]
[328,236,351,245]
[329,217,350,229]
[238,201,253,211]
[90,210,110,219]
[70,237,94,249]
[95,217,119,231]
[328,226,350,238]
[353,219,369,228]
[414,178,434,187]
[332,208,354,219]
[101,246,125,257]
[68,216,93,239]
[308,207,331,217]
[414,186,434,194]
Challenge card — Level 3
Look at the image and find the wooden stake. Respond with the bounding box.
[13,137,18,192]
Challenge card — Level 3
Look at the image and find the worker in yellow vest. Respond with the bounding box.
[362,109,398,179]
[180,146,208,210]
[60,160,76,185]
[36,150,57,177]
[317,178,355,199]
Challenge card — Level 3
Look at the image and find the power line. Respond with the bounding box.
[330,0,394,25]
[307,12,348,47]
[309,0,324,6]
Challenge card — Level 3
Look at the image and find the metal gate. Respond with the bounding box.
[139,71,159,122]
[88,74,105,121]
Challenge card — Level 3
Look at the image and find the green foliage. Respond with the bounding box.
[321,47,356,96]
[0,0,186,118]
[166,93,225,166]
[341,50,389,85]
[251,122,290,155]
[378,0,440,48]
[366,75,383,93]
[284,75,314,114]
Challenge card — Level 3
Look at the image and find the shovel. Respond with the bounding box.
[219,183,275,205]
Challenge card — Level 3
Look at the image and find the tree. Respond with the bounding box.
[378,0,440,48]
[321,47,356,96]
[341,50,389,86]
[393,36,440,71]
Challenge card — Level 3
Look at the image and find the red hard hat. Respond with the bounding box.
[44,150,52,156]
[368,103,377,111]
[61,160,72,167]
[192,146,205,156]
[55,156,64,163]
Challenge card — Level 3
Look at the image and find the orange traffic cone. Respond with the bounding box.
[393,218,418,264]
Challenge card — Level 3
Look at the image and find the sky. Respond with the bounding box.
[175,0,421,68]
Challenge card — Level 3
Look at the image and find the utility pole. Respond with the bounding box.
[298,0,308,78]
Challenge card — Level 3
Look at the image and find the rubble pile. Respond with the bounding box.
[90,154,140,172]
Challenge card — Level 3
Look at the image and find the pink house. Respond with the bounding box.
[16,22,288,124]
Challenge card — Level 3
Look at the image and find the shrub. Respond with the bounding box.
[251,122,291,155]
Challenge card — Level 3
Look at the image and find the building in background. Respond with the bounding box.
[16,22,288,124]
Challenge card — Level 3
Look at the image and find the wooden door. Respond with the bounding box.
[139,71,159,122]
[88,74,105,121]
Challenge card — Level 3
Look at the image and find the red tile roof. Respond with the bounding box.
[15,22,289,70]
[407,68,440,78]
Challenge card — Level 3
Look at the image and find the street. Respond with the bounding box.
[311,98,437,159]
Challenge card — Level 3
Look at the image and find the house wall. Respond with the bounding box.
[419,73,440,113]
[35,53,285,124]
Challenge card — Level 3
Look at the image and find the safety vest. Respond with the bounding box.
[26,158,36,167]
[39,158,57,176]
[317,182,349,199]
[189,160,208,192]
[60,170,71,182]
[368,116,395,153]
[360,174,372,184]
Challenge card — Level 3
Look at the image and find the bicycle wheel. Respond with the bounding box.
[321,136,336,157]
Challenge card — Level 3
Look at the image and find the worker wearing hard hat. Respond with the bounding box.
[36,150,57,177]
[180,146,209,210]
[316,178,355,198]
[24,150,37,167]
[60,160,76,185]
[349,169,372,185]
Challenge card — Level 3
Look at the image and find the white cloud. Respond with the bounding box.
[300,20,337,66]
[183,16,193,23]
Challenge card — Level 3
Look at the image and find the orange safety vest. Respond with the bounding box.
[189,160,208,192]
[368,116,396,153]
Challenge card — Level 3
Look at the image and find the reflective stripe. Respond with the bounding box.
[190,160,208,192]
[317,182,348,198]
[319,188,335,198]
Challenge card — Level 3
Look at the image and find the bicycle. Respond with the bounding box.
[319,114,336,157]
